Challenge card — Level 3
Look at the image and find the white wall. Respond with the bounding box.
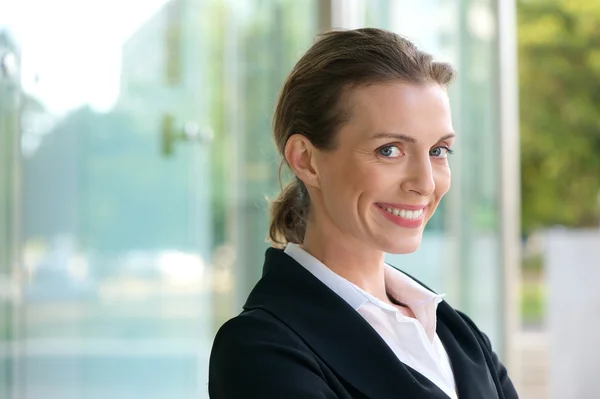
[545,228,600,399]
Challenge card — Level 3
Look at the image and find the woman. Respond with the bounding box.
[209,28,519,399]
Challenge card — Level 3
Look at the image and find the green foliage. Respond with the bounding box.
[521,277,546,326]
[521,253,544,274]
[518,0,600,233]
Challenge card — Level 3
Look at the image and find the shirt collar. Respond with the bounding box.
[384,263,446,308]
[284,243,368,310]
[284,243,445,312]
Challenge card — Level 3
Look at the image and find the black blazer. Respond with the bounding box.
[209,248,519,399]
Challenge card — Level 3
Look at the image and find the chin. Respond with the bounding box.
[379,235,423,255]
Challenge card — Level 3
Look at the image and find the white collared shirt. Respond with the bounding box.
[285,243,458,399]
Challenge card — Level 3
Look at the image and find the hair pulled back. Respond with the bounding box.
[268,28,455,247]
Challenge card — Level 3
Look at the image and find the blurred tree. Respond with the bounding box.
[518,0,600,233]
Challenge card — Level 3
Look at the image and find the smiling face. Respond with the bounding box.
[296,82,455,255]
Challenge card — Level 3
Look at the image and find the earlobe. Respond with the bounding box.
[284,134,320,189]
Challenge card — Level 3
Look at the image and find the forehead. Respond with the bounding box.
[340,82,453,142]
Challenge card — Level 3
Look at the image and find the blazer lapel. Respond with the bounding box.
[244,248,452,399]
[436,301,499,399]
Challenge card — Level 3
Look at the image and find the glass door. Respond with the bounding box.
[0,0,321,398]
[2,0,214,398]
[1,32,21,399]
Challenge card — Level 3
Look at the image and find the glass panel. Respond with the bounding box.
[223,0,320,307]
[0,29,21,398]
[3,0,214,397]
[453,0,503,352]
[1,0,319,397]
[352,0,504,350]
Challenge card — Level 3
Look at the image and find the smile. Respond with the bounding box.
[375,203,427,228]
[380,206,423,220]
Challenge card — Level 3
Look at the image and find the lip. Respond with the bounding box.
[376,202,427,211]
[374,203,426,228]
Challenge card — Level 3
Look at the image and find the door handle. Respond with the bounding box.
[161,113,213,157]
[0,51,18,79]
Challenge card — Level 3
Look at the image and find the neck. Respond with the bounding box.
[302,219,389,304]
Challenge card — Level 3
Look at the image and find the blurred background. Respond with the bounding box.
[0,0,598,398]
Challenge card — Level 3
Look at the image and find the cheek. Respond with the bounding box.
[433,166,451,199]
[321,160,383,215]
[352,163,395,202]
[324,156,373,189]
[319,159,364,212]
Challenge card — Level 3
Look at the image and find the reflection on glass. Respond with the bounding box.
[1,0,318,397]
[0,0,507,396]
[0,28,21,398]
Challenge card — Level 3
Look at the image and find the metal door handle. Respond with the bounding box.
[0,51,17,78]
[161,114,213,156]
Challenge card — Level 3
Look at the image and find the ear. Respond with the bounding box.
[284,134,321,189]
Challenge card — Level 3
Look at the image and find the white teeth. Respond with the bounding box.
[382,206,424,220]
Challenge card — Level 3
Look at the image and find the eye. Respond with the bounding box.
[377,145,402,158]
[430,146,454,159]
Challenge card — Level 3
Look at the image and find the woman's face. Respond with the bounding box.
[310,82,455,254]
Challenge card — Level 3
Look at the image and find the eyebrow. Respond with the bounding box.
[370,132,456,143]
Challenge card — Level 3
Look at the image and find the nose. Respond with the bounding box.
[400,155,435,197]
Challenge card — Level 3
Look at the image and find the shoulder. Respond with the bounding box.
[209,309,334,398]
[212,308,308,351]
[210,308,322,374]
[453,308,493,350]
[453,309,520,397]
